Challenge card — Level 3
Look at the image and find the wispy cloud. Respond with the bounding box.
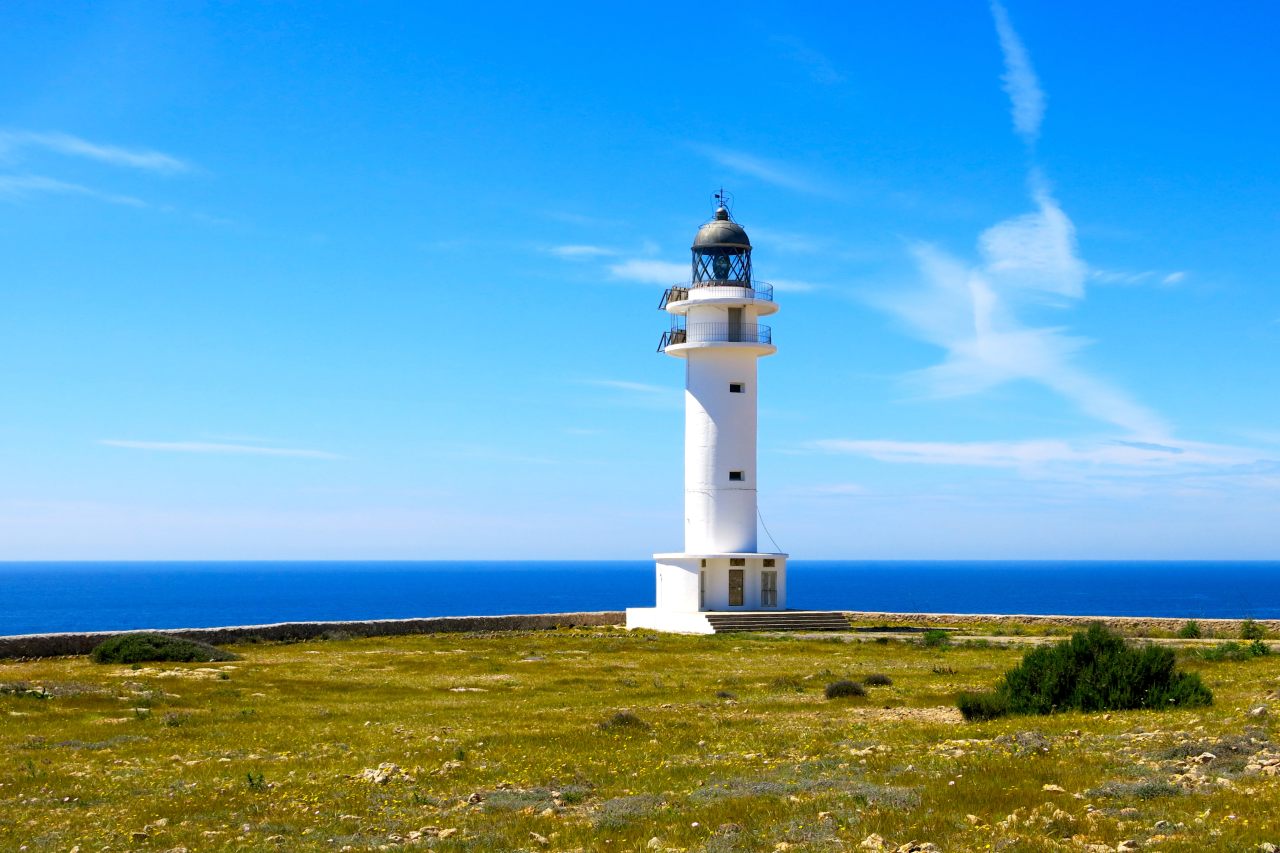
[867,8,1170,440]
[0,174,148,207]
[691,144,830,196]
[581,379,670,395]
[0,130,189,173]
[608,258,687,285]
[990,1,1045,144]
[770,278,821,293]
[100,439,341,459]
[547,244,617,259]
[813,436,1261,473]
[1089,268,1189,287]
[774,35,845,85]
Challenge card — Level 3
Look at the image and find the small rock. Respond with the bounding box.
[646,838,662,850]
[1249,705,1269,719]
[1257,843,1277,853]
[859,836,887,852]
[131,832,149,842]
[465,792,483,804]
[1042,783,1067,793]
[1153,820,1175,831]
[1118,807,1140,817]
[1117,841,1141,851]
[529,831,549,846]
[437,828,457,839]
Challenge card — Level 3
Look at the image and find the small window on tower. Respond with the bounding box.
[729,470,744,482]
[729,383,744,393]
[730,558,746,567]
[763,558,776,568]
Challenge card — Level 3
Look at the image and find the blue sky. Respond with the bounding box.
[2,2,1277,560]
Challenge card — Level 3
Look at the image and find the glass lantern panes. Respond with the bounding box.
[692,249,751,286]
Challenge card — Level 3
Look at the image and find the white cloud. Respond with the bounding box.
[0,174,148,207]
[100,439,340,459]
[979,184,1086,298]
[879,233,1168,437]
[548,244,616,259]
[691,144,830,196]
[0,130,189,173]
[1161,271,1187,285]
[990,1,1045,143]
[608,258,687,286]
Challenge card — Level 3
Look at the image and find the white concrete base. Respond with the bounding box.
[625,608,714,634]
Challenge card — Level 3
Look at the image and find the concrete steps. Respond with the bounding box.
[704,611,852,633]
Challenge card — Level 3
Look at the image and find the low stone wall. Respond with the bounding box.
[844,611,1280,637]
[0,612,625,660]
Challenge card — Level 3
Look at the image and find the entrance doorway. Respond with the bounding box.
[728,569,744,606]
[761,571,777,608]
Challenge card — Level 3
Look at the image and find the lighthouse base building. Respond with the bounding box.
[626,553,788,634]
[626,198,791,634]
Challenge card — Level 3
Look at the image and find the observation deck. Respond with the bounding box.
[659,280,777,316]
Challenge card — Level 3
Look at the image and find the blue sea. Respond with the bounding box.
[2,561,1279,636]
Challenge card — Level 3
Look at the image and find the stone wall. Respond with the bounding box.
[844,611,1280,637]
[0,612,625,660]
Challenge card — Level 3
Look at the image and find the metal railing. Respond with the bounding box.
[658,321,772,350]
[659,280,774,309]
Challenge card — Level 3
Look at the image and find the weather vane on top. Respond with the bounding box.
[713,187,734,216]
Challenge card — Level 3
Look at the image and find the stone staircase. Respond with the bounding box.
[703,610,852,633]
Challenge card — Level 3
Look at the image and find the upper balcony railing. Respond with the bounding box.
[659,280,775,310]
[657,321,773,351]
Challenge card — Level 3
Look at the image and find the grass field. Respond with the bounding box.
[2,627,1279,851]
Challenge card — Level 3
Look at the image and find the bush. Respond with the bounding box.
[1198,640,1270,662]
[824,680,866,699]
[1241,619,1266,641]
[957,691,1010,721]
[922,629,951,648]
[90,633,238,664]
[864,673,893,687]
[957,624,1211,720]
[599,710,648,731]
[1177,620,1202,639]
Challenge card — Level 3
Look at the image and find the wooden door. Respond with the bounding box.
[728,569,744,606]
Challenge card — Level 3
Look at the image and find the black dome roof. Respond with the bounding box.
[692,206,751,250]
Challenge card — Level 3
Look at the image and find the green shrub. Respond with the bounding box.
[1241,619,1266,641]
[863,673,893,687]
[957,691,1010,721]
[1198,640,1270,662]
[922,630,951,649]
[824,680,866,699]
[1177,620,1202,639]
[957,624,1211,720]
[90,633,238,664]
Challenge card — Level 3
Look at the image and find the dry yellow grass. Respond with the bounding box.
[2,627,1278,851]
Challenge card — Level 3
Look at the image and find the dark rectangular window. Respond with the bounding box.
[729,471,744,481]
[763,558,775,568]
[729,558,746,567]
[729,383,744,393]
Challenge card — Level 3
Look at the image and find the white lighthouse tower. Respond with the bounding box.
[627,196,789,634]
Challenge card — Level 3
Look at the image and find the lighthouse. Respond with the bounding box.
[626,196,789,634]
